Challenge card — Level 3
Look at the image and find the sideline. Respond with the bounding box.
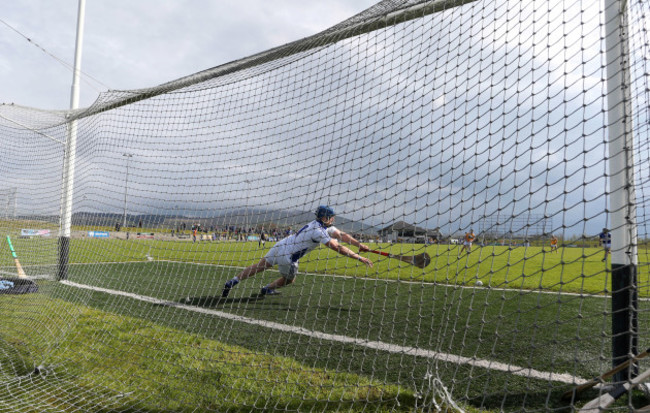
[61,279,587,385]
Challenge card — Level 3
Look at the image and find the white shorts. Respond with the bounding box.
[464,241,473,247]
[264,246,299,280]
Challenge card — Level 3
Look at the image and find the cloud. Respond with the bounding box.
[0,0,378,109]
[0,0,647,241]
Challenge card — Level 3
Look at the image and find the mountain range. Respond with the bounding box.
[69,208,382,235]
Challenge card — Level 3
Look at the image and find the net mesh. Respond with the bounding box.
[1,0,650,411]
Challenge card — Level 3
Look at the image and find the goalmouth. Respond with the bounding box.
[0,0,649,411]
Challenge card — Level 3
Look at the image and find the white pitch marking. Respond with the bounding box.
[61,279,587,385]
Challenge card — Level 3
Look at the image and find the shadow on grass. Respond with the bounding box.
[169,295,357,315]
[174,295,264,307]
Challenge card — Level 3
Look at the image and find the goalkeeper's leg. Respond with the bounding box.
[222,258,272,297]
[260,263,297,296]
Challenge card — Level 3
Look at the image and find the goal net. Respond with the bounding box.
[0,0,649,411]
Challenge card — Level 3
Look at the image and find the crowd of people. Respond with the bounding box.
[166,223,372,245]
[168,224,280,243]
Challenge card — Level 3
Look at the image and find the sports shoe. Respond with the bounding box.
[222,279,239,298]
[260,286,280,296]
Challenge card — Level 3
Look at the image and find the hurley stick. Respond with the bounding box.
[369,250,431,269]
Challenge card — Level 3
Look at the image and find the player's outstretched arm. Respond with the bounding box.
[330,229,370,252]
[326,239,373,267]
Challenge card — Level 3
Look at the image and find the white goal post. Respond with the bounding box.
[605,0,639,381]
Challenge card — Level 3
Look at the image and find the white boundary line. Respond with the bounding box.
[61,279,587,385]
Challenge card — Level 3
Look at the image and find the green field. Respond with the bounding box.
[1,236,649,411]
[3,236,649,295]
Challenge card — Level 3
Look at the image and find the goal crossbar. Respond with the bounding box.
[68,0,478,122]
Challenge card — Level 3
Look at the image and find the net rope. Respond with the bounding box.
[1,0,649,411]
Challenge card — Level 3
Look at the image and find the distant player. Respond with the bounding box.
[550,235,558,253]
[222,205,373,298]
[459,229,476,256]
[259,230,267,248]
[599,228,611,261]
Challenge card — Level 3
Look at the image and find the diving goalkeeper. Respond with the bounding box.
[222,205,373,298]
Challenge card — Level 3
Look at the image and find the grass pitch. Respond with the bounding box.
[6,235,647,296]
[2,236,649,411]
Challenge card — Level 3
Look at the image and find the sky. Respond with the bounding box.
[0,0,647,241]
[0,0,378,110]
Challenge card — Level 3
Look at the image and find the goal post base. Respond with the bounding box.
[611,263,638,382]
[57,236,70,281]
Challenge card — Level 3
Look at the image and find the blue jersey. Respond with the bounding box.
[599,232,611,247]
